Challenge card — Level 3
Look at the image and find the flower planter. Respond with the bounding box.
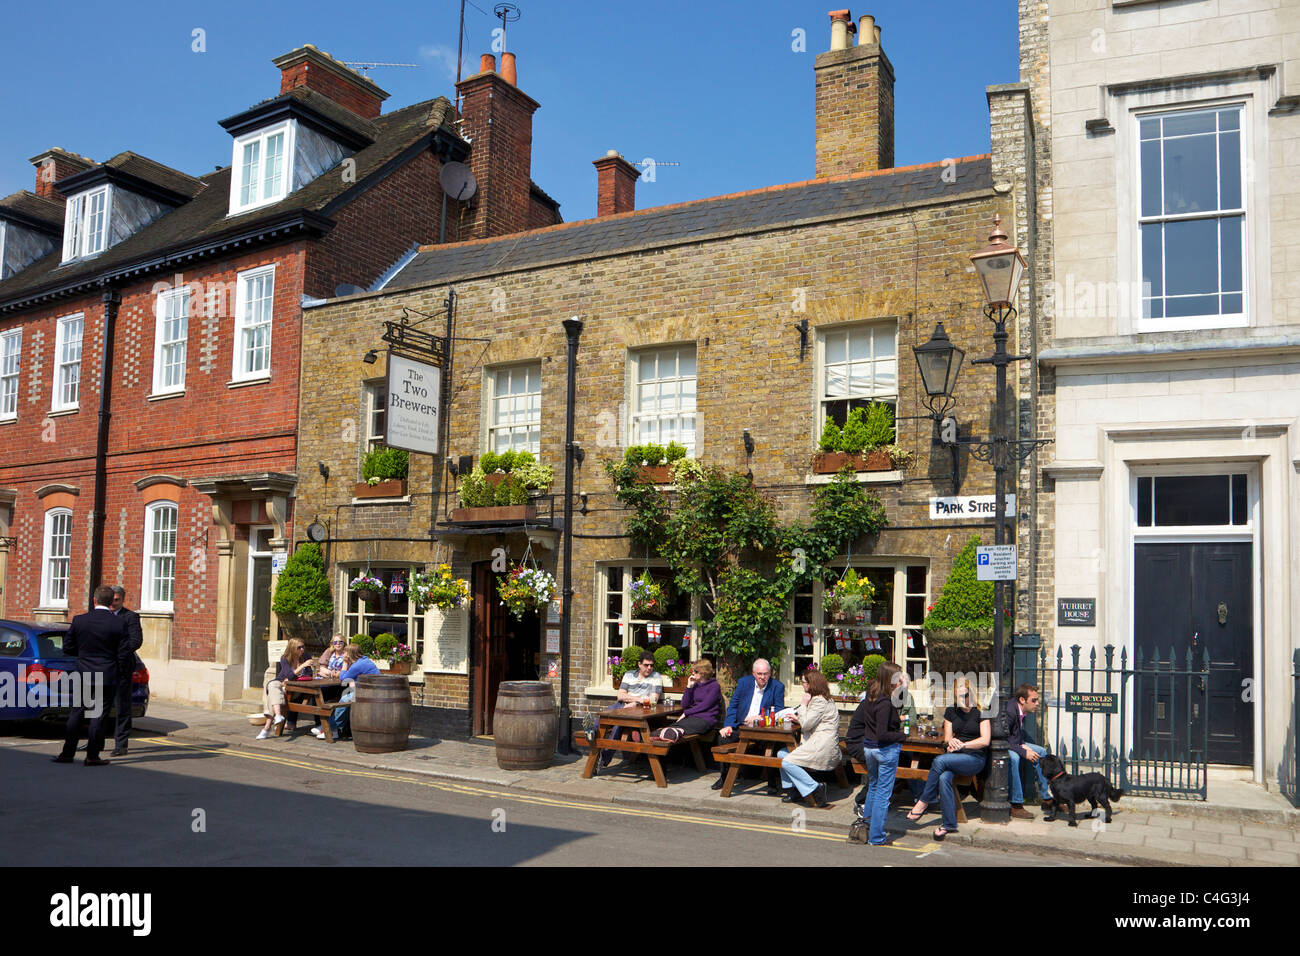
[448,504,537,523]
[382,661,412,676]
[354,479,408,499]
[812,451,894,474]
[924,629,995,677]
[353,589,383,606]
[635,464,673,484]
[484,472,510,487]
[664,676,689,694]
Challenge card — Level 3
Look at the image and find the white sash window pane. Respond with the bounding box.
[487,364,541,455]
[157,290,189,391]
[631,345,697,456]
[43,510,72,606]
[55,316,82,409]
[262,132,285,201]
[85,190,107,255]
[144,504,178,609]
[0,330,19,419]
[237,270,274,376]
[240,141,260,208]
[819,321,898,429]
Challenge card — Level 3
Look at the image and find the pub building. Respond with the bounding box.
[292,16,1041,739]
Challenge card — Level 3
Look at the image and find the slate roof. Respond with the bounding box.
[99,151,207,199]
[0,191,64,230]
[0,96,459,309]
[388,155,993,291]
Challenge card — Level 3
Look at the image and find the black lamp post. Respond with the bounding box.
[912,216,1047,825]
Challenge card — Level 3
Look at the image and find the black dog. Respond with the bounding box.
[1038,754,1124,827]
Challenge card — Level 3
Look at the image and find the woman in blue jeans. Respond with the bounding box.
[907,678,990,839]
[847,661,908,844]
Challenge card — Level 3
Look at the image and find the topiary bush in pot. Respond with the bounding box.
[923,534,998,677]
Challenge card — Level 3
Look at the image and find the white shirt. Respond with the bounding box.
[746,683,765,721]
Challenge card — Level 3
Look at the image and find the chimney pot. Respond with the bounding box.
[874,24,882,45]
[480,53,496,74]
[500,51,517,85]
[272,45,389,119]
[858,15,874,44]
[828,9,852,51]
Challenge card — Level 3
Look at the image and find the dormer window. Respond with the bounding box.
[230,122,293,215]
[61,186,110,262]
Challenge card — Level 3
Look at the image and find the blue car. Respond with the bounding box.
[0,619,149,722]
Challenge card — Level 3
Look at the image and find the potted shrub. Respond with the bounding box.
[627,571,668,619]
[818,653,846,695]
[653,645,690,692]
[813,403,897,473]
[353,633,377,658]
[372,632,398,670]
[837,662,870,701]
[497,563,556,619]
[410,564,470,612]
[923,534,1002,676]
[348,572,386,606]
[271,543,333,650]
[625,440,688,484]
[355,446,410,499]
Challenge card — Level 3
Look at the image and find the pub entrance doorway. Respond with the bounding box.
[472,560,541,735]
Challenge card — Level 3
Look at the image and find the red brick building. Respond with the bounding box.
[0,45,557,708]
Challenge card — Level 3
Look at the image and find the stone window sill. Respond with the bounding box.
[46,408,78,418]
[227,376,271,389]
[147,390,185,402]
[349,496,412,506]
[803,470,902,486]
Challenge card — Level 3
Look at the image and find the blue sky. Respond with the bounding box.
[0,1,1019,221]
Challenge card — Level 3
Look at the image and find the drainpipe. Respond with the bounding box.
[557,316,582,754]
[87,286,120,608]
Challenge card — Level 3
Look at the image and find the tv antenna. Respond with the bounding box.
[494,3,521,53]
[342,60,419,76]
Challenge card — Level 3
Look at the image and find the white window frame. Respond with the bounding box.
[61,185,111,262]
[40,508,73,609]
[141,501,178,612]
[232,265,275,383]
[52,314,83,412]
[627,344,697,456]
[596,562,698,687]
[1135,103,1248,332]
[363,379,387,453]
[815,321,898,443]
[0,328,20,421]
[485,362,542,455]
[228,121,294,216]
[1111,74,1271,336]
[152,288,190,395]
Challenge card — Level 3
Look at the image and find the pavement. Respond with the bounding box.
[136,701,1300,867]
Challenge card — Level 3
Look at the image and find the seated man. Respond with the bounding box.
[710,658,785,790]
[599,651,663,768]
[1005,682,1053,818]
[321,644,380,741]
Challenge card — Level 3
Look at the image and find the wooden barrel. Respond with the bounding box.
[493,681,557,770]
[352,674,413,753]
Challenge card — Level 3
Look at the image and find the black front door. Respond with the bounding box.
[1133,543,1253,766]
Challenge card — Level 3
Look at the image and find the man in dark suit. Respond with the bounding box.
[53,585,129,766]
[1004,683,1053,817]
[710,658,786,790]
[110,585,144,756]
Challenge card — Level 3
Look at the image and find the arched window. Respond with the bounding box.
[142,501,178,611]
[40,508,73,608]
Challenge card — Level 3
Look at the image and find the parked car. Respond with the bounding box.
[0,619,149,721]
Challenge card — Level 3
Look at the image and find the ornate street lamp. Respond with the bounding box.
[912,322,965,420]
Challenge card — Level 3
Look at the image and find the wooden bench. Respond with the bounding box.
[574,729,709,786]
[712,732,850,798]
[282,680,350,743]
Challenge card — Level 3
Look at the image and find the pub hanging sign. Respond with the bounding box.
[385,352,441,456]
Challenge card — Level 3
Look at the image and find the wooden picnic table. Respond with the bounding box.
[713,721,850,798]
[282,679,347,743]
[577,702,695,787]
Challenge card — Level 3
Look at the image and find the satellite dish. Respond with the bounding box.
[334,284,366,298]
[440,162,478,201]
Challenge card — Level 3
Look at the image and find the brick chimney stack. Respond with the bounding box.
[29,148,95,201]
[814,9,895,177]
[457,51,540,238]
[593,151,639,218]
[272,45,390,119]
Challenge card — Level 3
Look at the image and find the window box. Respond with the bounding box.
[448,504,536,523]
[354,479,407,499]
[635,464,674,484]
[813,449,893,474]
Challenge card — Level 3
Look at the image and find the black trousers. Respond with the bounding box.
[114,678,133,751]
[60,679,117,761]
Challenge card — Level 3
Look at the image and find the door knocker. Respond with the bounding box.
[1217,602,1228,625]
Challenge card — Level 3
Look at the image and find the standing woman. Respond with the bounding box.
[847,661,907,844]
[777,669,840,809]
[907,677,990,839]
[258,638,315,739]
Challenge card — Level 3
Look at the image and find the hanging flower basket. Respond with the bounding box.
[350,573,385,606]
[824,569,875,623]
[627,571,669,619]
[497,563,556,620]
[410,565,470,612]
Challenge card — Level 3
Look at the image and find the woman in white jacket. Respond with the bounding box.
[778,669,840,808]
